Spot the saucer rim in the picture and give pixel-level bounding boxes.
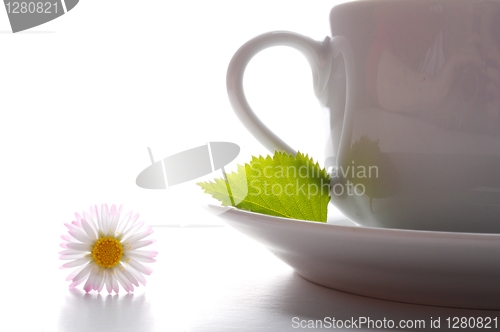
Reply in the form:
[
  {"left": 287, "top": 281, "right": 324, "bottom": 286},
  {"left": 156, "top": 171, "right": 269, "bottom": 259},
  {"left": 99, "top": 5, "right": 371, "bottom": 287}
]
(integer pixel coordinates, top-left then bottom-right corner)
[{"left": 208, "top": 204, "right": 500, "bottom": 240}]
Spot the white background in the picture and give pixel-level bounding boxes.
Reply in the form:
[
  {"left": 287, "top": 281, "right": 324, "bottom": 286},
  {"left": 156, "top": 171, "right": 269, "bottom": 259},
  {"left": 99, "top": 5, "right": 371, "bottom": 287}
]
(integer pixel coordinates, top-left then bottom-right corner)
[
  {"left": 0, "top": 0, "right": 338, "bottom": 227},
  {"left": 3, "top": 1, "right": 498, "bottom": 331}
]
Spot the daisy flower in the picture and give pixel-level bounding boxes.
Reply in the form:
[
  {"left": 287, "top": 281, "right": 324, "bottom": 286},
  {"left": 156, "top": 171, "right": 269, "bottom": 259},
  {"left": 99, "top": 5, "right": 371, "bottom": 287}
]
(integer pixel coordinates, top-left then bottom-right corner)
[{"left": 59, "top": 204, "right": 157, "bottom": 293}]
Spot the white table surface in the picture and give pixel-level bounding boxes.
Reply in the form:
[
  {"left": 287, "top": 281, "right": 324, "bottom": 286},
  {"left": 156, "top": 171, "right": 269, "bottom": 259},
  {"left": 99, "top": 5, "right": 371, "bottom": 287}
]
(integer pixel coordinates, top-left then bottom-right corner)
[{"left": 6, "top": 210, "right": 497, "bottom": 332}]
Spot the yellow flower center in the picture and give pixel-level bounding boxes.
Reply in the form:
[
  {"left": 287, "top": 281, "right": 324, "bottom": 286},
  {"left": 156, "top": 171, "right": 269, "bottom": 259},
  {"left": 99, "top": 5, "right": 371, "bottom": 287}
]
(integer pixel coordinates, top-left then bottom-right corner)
[{"left": 91, "top": 237, "right": 123, "bottom": 268}]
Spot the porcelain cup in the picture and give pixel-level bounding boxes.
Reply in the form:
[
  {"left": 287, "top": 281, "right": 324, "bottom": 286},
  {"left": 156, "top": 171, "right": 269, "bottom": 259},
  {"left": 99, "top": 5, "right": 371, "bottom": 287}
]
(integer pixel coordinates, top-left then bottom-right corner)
[{"left": 227, "top": 0, "right": 500, "bottom": 233}]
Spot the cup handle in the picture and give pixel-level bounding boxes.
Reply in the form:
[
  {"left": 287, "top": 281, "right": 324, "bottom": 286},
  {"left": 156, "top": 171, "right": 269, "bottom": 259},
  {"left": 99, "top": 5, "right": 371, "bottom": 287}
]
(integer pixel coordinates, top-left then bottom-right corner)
[{"left": 227, "top": 31, "right": 356, "bottom": 166}]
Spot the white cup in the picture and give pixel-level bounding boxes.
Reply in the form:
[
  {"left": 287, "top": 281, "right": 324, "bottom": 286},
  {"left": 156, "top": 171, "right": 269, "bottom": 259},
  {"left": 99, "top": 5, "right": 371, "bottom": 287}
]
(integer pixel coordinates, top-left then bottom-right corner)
[{"left": 227, "top": 0, "right": 500, "bottom": 233}]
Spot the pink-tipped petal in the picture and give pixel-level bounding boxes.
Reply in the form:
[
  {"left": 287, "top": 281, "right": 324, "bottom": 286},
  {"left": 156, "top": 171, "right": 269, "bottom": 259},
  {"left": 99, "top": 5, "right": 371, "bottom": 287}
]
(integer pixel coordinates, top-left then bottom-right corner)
[
  {"left": 111, "top": 273, "right": 119, "bottom": 293},
  {"left": 68, "top": 230, "right": 92, "bottom": 245},
  {"left": 81, "top": 212, "right": 98, "bottom": 238},
  {"left": 75, "top": 212, "right": 83, "bottom": 223},
  {"left": 122, "top": 228, "right": 153, "bottom": 245},
  {"left": 65, "top": 223, "right": 78, "bottom": 232},
  {"left": 104, "top": 271, "right": 113, "bottom": 293},
  {"left": 128, "top": 266, "right": 147, "bottom": 286},
  {"left": 71, "top": 263, "right": 94, "bottom": 283},
  {"left": 125, "top": 251, "right": 157, "bottom": 263},
  {"left": 114, "top": 277, "right": 128, "bottom": 293},
  {"left": 126, "top": 239, "right": 154, "bottom": 251},
  {"left": 65, "top": 264, "right": 87, "bottom": 281},
  {"left": 127, "top": 257, "right": 153, "bottom": 275},
  {"left": 70, "top": 268, "right": 92, "bottom": 288},
  {"left": 120, "top": 221, "right": 145, "bottom": 241},
  {"left": 119, "top": 266, "right": 139, "bottom": 287},
  {"left": 59, "top": 249, "right": 83, "bottom": 255},
  {"left": 60, "top": 254, "right": 87, "bottom": 260},
  {"left": 108, "top": 205, "right": 119, "bottom": 236},
  {"left": 70, "top": 278, "right": 86, "bottom": 288},
  {"left": 66, "top": 242, "right": 91, "bottom": 251},
  {"left": 93, "top": 270, "right": 105, "bottom": 292},
  {"left": 83, "top": 268, "right": 98, "bottom": 292},
  {"left": 114, "top": 269, "right": 133, "bottom": 292},
  {"left": 141, "top": 250, "right": 158, "bottom": 257},
  {"left": 60, "top": 234, "right": 72, "bottom": 242},
  {"left": 136, "top": 256, "right": 155, "bottom": 263},
  {"left": 91, "top": 205, "right": 102, "bottom": 231},
  {"left": 81, "top": 216, "right": 97, "bottom": 241},
  {"left": 63, "top": 257, "right": 90, "bottom": 268},
  {"left": 101, "top": 204, "right": 110, "bottom": 233},
  {"left": 116, "top": 210, "right": 132, "bottom": 236},
  {"left": 121, "top": 213, "right": 140, "bottom": 235},
  {"left": 64, "top": 223, "right": 76, "bottom": 231}
]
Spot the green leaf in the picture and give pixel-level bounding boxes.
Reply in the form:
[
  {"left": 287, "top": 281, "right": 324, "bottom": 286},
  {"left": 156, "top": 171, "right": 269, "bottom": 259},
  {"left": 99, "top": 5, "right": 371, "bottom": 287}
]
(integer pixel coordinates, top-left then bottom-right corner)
[{"left": 197, "top": 151, "right": 330, "bottom": 222}]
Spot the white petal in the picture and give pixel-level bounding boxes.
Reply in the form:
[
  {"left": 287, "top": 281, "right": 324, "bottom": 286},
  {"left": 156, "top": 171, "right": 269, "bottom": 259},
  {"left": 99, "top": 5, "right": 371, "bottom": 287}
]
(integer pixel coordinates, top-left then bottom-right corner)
[
  {"left": 83, "top": 267, "right": 98, "bottom": 292},
  {"left": 63, "top": 257, "right": 91, "bottom": 268},
  {"left": 111, "top": 272, "right": 119, "bottom": 293},
  {"left": 114, "top": 206, "right": 123, "bottom": 226},
  {"left": 65, "top": 264, "right": 87, "bottom": 281},
  {"left": 125, "top": 251, "right": 157, "bottom": 263},
  {"left": 122, "top": 228, "right": 152, "bottom": 245},
  {"left": 120, "top": 221, "right": 144, "bottom": 240},
  {"left": 101, "top": 204, "right": 110, "bottom": 233},
  {"left": 71, "top": 263, "right": 94, "bottom": 283},
  {"left": 59, "top": 249, "right": 85, "bottom": 255},
  {"left": 70, "top": 278, "right": 86, "bottom": 289},
  {"left": 65, "top": 242, "right": 91, "bottom": 251},
  {"left": 105, "top": 270, "right": 113, "bottom": 293},
  {"left": 128, "top": 266, "right": 147, "bottom": 286},
  {"left": 80, "top": 219, "right": 97, "bottom": 242},
  {"left": 60, "top": 254, "right": 87, "bottom": 260},
  {"left": 68, "top": 230, "right": 92, "bottom": 245},
  {"left": 132, "top": 256, "right": 155, "bottom": 263},
  {"left": 114, "top": 276, "right": 129, "bottom": 292},
  {"left": 64, "top": 223, "right": 85, "bottom": 234},
  {"left": 116, "top": 210, "right": 132, "bottom": 236},
  {"left": 64, "top": 222, "right": 79, "bottom": 232},
  {"left": 60, "top": 234, "right": 72, "bottom": 242},
  {"left": 82, "top": 211, "right": 98, "bottom": 234},
  {"left": 125, "top": 239, "right": 155, "bottom": 251},
  {"left": 121, "top": 213, "right": 140, "bottom": 236},
  {"left": 127, "top": 257, "right": 153, "bottom": 275},
  {"left": 114, "top": 268, "right": 133, "bottom": 292},
  {"left": 91, "top": 205, "right": 102, "bottom": 231},
  {"left": 108, "top": 204, "right": 119, "bottom": 236},
  {"left": 94, "top": 269, "right": 105, "bottom": 292},
  {"left": 119, "top": 266, "right": 139, "bottom": 287},
  {"left": 127, "top": 250, "right": 158, "bottom": 258}
]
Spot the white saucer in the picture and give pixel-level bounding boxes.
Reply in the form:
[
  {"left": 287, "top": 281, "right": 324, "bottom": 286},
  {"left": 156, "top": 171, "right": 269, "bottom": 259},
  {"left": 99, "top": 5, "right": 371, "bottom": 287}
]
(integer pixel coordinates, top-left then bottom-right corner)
[{"left": 208, "top": 205, "right": 500, "bottom": 310}]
